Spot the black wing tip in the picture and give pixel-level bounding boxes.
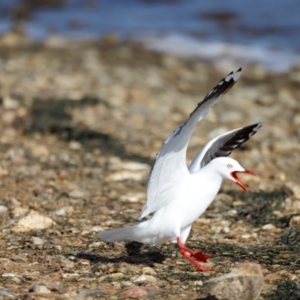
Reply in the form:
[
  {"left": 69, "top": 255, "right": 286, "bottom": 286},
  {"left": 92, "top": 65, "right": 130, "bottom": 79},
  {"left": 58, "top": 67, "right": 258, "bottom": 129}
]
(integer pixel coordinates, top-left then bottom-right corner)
[
  {"left": 190, "top": 68, "right": 243, "bottom": 117},
  {"left": 224, "top": 68, "right": 242, "bottom": 83},
  {"left": 246, "top": 121, "right": 264, "bottom": 131}
]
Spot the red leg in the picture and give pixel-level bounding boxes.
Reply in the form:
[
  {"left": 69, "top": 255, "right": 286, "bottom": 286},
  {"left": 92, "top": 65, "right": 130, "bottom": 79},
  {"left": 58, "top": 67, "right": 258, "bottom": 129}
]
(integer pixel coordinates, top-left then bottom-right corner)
[
  {"left": 180, "top": 249, "right": 213, "bottom": 271},
  {"left": 177, "top": 237, "right": 212, "bottom": 263}
]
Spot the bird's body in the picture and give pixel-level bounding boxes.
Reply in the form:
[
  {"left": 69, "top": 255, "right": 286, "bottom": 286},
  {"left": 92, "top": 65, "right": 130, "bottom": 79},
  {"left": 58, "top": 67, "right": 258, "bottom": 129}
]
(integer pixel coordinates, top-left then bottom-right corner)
[
  {"left": 99, "top": 165, "right": 222, "bottom": 245},
  {"left": 98, "top": 68, "right": 262, "bottom": 271}
]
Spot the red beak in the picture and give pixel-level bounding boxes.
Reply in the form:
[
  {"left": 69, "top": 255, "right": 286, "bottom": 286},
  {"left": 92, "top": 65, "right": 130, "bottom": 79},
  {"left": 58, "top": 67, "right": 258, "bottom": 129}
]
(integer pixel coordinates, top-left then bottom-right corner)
[{"left": 230, "top": 170, "right": 256, "bottom": 192}]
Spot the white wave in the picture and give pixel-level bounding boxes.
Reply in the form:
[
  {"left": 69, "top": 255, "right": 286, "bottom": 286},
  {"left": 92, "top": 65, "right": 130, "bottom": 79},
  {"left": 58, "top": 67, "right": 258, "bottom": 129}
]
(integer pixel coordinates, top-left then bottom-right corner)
[{"left": 141, "top": 34, "right": 300, "bottom": 72}]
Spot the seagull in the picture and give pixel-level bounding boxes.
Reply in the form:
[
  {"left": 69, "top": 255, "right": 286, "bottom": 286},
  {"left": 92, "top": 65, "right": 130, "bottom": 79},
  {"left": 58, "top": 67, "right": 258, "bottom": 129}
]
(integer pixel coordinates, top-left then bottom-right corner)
[{"left": 98, "top": 68, "right": 262, "bottom": 271}]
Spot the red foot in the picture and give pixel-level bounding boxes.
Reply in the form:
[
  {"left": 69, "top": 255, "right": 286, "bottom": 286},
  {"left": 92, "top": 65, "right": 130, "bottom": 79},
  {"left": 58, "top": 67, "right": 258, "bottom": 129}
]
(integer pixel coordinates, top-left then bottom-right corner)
[
  {"left": 180, "top": 249, "right": 213, "bottom": 271},
  {"left": 177, "top": 237, "right": 213, "bottom": 271},
  {"left": 193, "top": 250, "right": 212, "bottom": 263}
]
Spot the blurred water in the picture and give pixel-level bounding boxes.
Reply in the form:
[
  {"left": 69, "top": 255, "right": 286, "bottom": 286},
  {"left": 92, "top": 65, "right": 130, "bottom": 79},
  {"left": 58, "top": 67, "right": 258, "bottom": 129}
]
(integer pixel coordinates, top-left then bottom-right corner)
[{"left": 1, "top": 0, "right": 300, "bottom": 71}]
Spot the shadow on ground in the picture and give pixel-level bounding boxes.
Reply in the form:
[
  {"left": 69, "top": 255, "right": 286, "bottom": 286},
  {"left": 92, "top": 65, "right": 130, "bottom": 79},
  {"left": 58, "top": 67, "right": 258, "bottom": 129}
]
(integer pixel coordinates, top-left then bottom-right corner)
[
  {"left": 25, "top": 97, "right": 152, "bottom": 164},
  {"left": 75, "top": 242, "right": 166, "bottom": 268}
]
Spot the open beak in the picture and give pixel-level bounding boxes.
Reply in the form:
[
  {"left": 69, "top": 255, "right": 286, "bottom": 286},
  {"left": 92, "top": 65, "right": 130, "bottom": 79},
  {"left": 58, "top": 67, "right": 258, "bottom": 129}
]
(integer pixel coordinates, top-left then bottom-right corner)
[{"left": 230, "top": 170, "right": 256, "bottom": 192}]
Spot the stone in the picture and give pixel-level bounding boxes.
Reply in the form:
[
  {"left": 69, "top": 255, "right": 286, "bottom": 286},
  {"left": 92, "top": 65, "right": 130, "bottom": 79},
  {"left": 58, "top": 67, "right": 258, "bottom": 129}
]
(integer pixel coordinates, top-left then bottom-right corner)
[
  {"left": 120, "top": 286, "right": 161, "bottom": 299},
  {"left": 31, "top": 285, "right": 51, "bottom": 294},
  {"left": 142, "top": 267, "right": 157, "bottom": 276},
  {"left": 69, "top": 141, "right": 82, "bottom": 150},
  {"left": 132, "top": 274, "right": 157, "bottom": 283},
  {"left": 68, "top": 190, "right": 87, "bottom": 199},
  {"left": 11, "top": 211, "right": 55, "bottom": 232},
  {"left": 30, "top": 236, "right": 45, "bottom": 246},
  {"left": 261, "top": 224, "right": 276, "bottom": 231},
  {"left": 0, "top": 205, "right": 8, "bottom": 214},
  {"left": 105, "top": 171, "right": 145, "bottom": 182},
  {"left": 200, "top": 262, "right": 264, "bottom": 300},
  {"left": 30, "top": 145, "right": 49, "bottom": 158}
]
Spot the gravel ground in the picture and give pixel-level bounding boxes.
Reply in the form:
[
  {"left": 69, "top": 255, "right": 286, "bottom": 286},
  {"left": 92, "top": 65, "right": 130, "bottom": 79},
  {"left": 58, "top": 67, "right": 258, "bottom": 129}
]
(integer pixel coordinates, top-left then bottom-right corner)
[{"left": 0, "top": 32, "right": 299, "bottom": 299}]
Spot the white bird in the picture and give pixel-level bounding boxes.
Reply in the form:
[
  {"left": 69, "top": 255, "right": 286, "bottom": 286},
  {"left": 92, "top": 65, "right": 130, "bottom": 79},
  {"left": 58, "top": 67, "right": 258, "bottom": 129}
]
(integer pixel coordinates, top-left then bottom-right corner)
[{"left": 98, "top": 68, "right": 262, "bottom": 271}]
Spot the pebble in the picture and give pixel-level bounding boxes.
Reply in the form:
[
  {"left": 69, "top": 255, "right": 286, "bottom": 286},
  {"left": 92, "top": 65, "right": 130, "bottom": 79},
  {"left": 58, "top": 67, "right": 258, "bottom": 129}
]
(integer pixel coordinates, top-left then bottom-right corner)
[
  {"left": 55, "top": 206, "right": 74, "bottom": 216},
  {"left": 31, "top": 285, "right": 51, "bottom": 294},
  {"left": 105, "top": 170, "right": 145, "bottom": 182},
  {"left": 59, "top": 256, "right": 74, "bottom": 269},
  {"left": 0, "top": 168, "right": 8, "bottom": 177},
  {"left": 120, "top": 286, "right": 161, "bottom": 299},
  {"left": 69, "top": 141, "right": 82, "bottom": 150},
  {"left": 120, "top": 193, "right": 145, "bottom": 203},
  {"left": 261, "top": 224, "right": 276, "bottom": 231},
  {"left": 62, "top": 273, "right": 79, "bottom": 279},
  {"left": 11, "top": 211, "right": 55, "bottom": 232},
  {"left": 107, "top": 273, "right": 125, "bottom": 280},
  {"left": 132, "top": 274, "right": 157, "bottom": 283},
  {"left": 200, "top": 262, "right": 264, "bottom": 300},
  {"left": 142, "top": 267, "right": 157, "bottom": 276},
  {"left": 30, "top": 145, "right": 50, "bottom": 158},
  {"left": 2, "top": 273, "right": 17, "bottom": 278},
  {"left": 68, "top": 190, "right": 87, "bottom": 199},
  {"left": 121, "top": 161, "right": 149, "bottom": 171},
  {"left": 11, "top": 277, "right": 22, "bottom": 284},
  {"left": 0, "top": 289, "right": 15, "bottom": 299},
  {"left": 0, "top": 205, "right": 8, "bottom": 214},
  {"left": 30, "top": 236, "right": 45, "bottom": 246}
]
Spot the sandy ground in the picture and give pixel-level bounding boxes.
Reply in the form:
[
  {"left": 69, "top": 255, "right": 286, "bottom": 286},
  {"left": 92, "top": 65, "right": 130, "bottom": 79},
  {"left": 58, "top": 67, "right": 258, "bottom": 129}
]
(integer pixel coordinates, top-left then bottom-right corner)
[{"left": 0, "top": 33, "right": 299, "bottom": 299}]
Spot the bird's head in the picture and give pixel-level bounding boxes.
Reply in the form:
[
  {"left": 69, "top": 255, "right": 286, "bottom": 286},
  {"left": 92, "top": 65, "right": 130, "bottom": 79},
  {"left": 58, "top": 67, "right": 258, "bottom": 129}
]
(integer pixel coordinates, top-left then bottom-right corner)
[{"left": 209, "top": 157, "right": 256, "bottom": 192}]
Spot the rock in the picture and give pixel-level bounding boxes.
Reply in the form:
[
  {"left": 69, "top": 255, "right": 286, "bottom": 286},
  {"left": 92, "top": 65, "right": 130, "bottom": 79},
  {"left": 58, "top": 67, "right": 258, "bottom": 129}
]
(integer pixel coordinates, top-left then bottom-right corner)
[
  {"left": 3, "top": 96, "right": 20, "bottom": 109},
  {"left": 11, "top": 254, "right": 28, "bottom": 262},
  {"left": 105, "top": 170, "right": 145, "bottom": 182},
  {"left": 0, "top": 205, "right": 8, "bottom": 214},
  {"left": 142, "top": 267, "right": 157, "bottom": 276},
  {"left": 58, "top": 256, "right": 74, "bottom": 269},
  {"left": 261, "top": 224, "right": 276, "bottom": 231},
  {"left": 121, "top": 161, "right": 149, "bottom": 171},
  {"left": 11, "top": 277, "right": 22, "bottom": 284},
  {"left": 120, "top": 193, "right": 145, "bottom": 203},
  {"left": 120, "top": 287, "right": 148, "bottom": 299},
  {"left": 2, "top": 273, "right": 17, "bottom": 278},
  {"left": 55, "top": 208, "right": 67, "bottom": 216},
  {"left": 200, "top": 262, "right": 264, "bottom": 300},
  {"left": 55, "top": 206, "right": 74, "bottom": 216},
  {"left": 62, "top": 273, "right": 79, "bottom": 279},
  {"left": 68, "top": 190, "right": 87, "bottom": 199},
  {"left": 69, "top": 141, "right": 82, "bottom": 150},
  {"left": 0, "top": 168, "right": 8, "bottom": 177},
  {"left": 30, "top": 145, "right": 50, "bottom": 158},
  {"left": 12, "top": 207, "right": 29, "bottom": 217},
  {"left": 105, "top": 158, "right": 148, "bottom": 181},
  {"left": 11, "top": 211, "right": 55, "bottom": 232},
  {"left": 1, "top": 273, "right": 22, "bottom": 284},
  {"left": 120, "top": 286, "right": 161, "bottom": 299},
  {"left": 30, "top": 285, "right": 51, "bottom": 294},
  {"left": 30, "top": 236, "right": 45, "bottom": 246},
  {"left": 0, "top": 288, "right": 16, "bottom": 299},
  {"left": 132, "top": 274, "right": 157, "bottom": 283},
  {"left": 107, "top": 272, "right": 124, "bottom": 280}
]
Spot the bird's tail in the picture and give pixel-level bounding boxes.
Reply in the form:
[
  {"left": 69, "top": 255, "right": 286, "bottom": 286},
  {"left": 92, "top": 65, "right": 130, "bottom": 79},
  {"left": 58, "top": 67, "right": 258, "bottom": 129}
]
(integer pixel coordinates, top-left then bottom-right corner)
[{"left": 97, "top": 226, "right": 136, "bottom": 242}]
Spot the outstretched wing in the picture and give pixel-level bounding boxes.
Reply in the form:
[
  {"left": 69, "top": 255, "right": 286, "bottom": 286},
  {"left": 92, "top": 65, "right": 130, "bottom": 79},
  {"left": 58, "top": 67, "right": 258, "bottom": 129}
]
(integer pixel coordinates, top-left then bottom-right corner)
[
  {"left": 139, "top": 68, "right": 242, "bottom": 219},
  {"left": 189, "top": 122, "right": 263, "bottom": 173}
]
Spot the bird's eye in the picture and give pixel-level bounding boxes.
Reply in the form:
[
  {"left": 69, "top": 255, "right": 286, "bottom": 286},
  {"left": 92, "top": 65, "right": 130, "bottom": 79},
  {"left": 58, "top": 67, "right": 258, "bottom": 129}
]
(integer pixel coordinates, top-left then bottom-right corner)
[{"left": 227, "top": 164, "right": 233, "bottom": 168}]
